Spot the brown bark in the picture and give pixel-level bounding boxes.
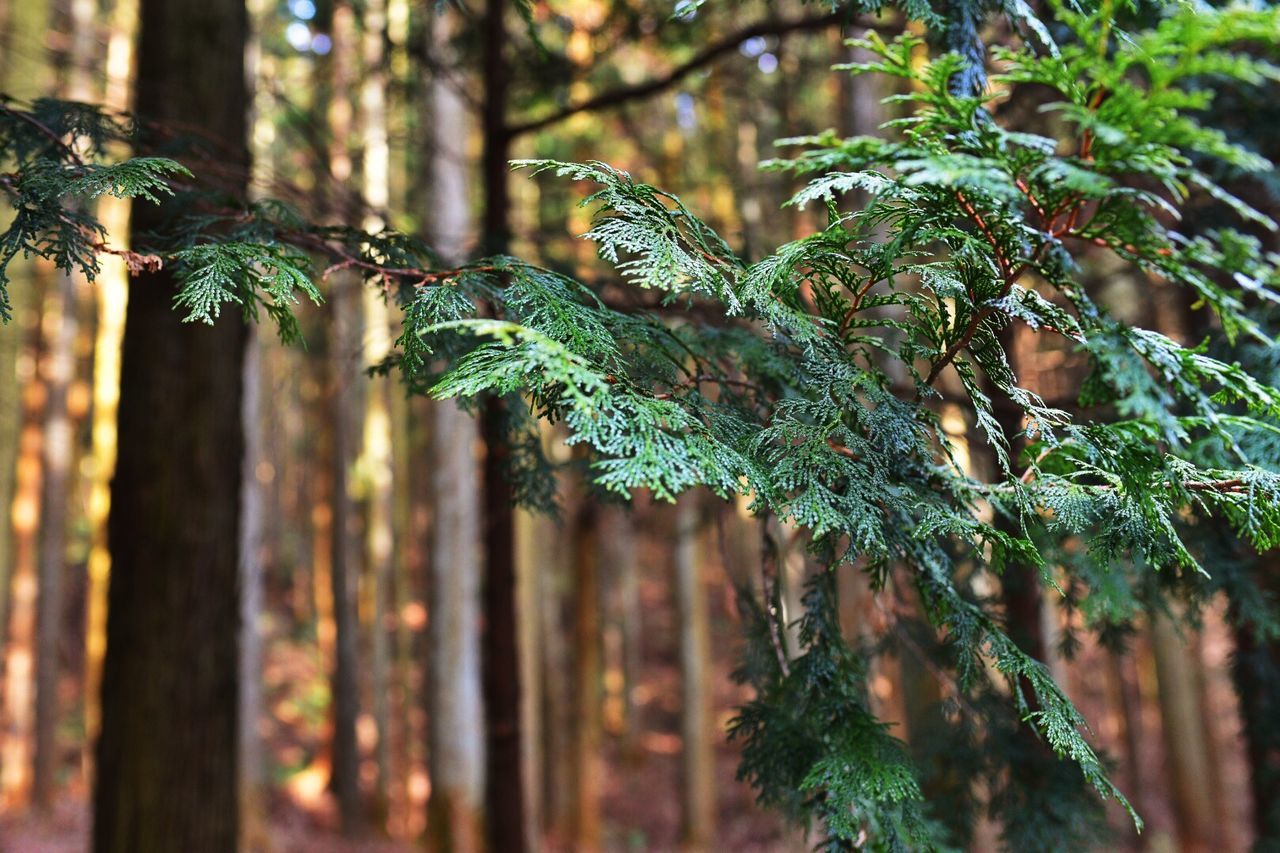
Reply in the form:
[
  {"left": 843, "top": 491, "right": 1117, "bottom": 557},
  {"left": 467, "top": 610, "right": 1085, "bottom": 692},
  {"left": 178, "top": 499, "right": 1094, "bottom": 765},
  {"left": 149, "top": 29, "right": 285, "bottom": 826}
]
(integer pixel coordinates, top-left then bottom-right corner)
[
  {"left": 32, "top": 269, "right": 75, "bottom": 812},
  {"left": 0, "top": 262, "right": 48, "bottom": 807},
  {"left": 82, "top": 0, "right": 136, "bottom": 786},
  {"left": 1151, "top": 611, "right": 1219, "bottom": 851},
  {"left": 571, "top": 503, "right": 602, "bottom": 852},
  {"left": 479, "top": 1, "right": 526, "bottom": 849},
  {"left": 92, "top": 0, "right": 248, "bottom": 846},
  {"left": 323, "top": 2, "right": 365, "bottom": 832},
  {"left": 675, "top": 496, "right": 716, "bottom": 849}
]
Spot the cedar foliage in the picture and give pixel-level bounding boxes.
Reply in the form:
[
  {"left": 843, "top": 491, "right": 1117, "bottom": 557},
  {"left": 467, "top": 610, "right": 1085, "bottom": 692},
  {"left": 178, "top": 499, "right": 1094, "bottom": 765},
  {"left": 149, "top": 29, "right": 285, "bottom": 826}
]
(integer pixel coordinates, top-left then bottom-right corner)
[{"left": 3, "top": 0, "right": 1280, "bottom": 848}]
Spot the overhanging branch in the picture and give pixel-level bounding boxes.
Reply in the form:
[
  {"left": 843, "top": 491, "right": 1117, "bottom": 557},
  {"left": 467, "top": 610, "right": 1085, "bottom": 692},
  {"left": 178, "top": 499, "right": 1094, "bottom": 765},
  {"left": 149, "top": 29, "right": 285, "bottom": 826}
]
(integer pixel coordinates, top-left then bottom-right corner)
[{"left": 504, "top": 9, "right": 896, "bottom": 139}]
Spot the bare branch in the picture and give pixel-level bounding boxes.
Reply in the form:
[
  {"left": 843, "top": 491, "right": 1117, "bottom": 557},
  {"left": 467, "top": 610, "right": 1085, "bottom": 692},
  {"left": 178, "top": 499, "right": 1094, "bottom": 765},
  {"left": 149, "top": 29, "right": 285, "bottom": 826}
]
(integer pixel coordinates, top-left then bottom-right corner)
[{"left": 505, "top": 10, "right": 897, "bottom": 139}]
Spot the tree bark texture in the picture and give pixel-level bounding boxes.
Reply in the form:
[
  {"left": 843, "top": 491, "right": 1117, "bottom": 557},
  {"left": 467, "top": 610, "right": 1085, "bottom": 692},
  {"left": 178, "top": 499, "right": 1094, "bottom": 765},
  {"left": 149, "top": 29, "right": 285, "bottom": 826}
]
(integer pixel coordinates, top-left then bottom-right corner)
[{"left": 94, "top": 0, "right": 248, "bottom": 846}]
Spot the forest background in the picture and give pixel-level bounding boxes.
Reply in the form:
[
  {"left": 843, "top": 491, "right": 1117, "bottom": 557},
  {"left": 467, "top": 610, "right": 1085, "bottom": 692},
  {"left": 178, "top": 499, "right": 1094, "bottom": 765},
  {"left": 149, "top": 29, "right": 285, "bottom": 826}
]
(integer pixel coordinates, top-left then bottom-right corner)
[{"left": 0, "top": 0, "right": 1277, "bottom": 851}]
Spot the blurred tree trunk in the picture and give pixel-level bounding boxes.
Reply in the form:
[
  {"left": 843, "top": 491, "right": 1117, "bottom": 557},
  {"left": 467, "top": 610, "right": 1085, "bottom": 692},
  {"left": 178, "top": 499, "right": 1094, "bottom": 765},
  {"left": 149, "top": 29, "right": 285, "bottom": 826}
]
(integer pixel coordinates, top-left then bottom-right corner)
[
  {"left": 599, "top": 503, "right": 642, "bottom": 760},
  {"left": 425, "top": 7, "right": 485, "bottom": 848},
  {"left": 1231, "top": 551, "right": 1280, "bottom": 845},
  {"left": 32, "top": 0, "right": 95, "bottom": 809},
  {"left": 478, "top": 1, "right": 526, "bottom": 848},
  {"left": 325, "top": 2, "right": 365, "bottom": 832},
  {"left": 0, "top": 263, "right": 47, "bottom": 808},
  {"left": 1151, "top": 610, "right": 1219, "bottom": 851},
  {"left": 392, "top": 390, "right": 429, "bottom": 836},
  {"left": 0, "top": 246, "right": 19, "bottom": 755},
  {"left": 1105, "top": 646, "right": 1148, "bottom": 824},
  {"left": 32, "top": 256, "right": 75, "bottom": 814},
  {"left": 571, "top": 502, "right": 602, "bottom": 852},
  {"left": 82, "top": 0, "right": 136, "bottom": 788},
  {"left": 238, "top": 329, "right": 269, "bottom": 852},
  {"left": 515, "top": 506, "right": 545, "bottom": 848},
  {"left": 358, "top": 0, "right": 394, "bottom": 826},
  {"left": 94, "top": 0, "right": 248, "bottom": 846},
  {"left": 540, "top": 501, "right": 574, "bottom": 840},
  {"left": 675, "top": 496, "right": 715, "bottom": 849}
]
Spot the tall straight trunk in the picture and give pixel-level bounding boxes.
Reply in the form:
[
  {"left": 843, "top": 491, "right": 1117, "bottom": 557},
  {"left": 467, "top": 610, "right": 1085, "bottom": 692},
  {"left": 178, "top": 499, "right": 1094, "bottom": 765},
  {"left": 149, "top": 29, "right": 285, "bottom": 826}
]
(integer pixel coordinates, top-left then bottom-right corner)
[
  {"left": 540, "top": 499, "right": 574, "bottom": 840},
  {"left": 392, "top": 389, "right": 429, "bottom": 837},
  {"left": 427, "top": 402, "right": 486, "bottom": 853},
  {"left": 426, "top": 7, "right": 485, "bottom": 848},
  {"left": 571, "top": 503, "right": 602, "bottom": 852},
  {"left": 324, "top": 2, "right": 364, "bottom": 832},
  {"left": 33, "top": 0, "right": 95, "bottom": 810},
  {"left": 32, "top": 269, "right": 75, "bottom": 812},
  {"left": 327, "top": 273, "right": 365, "bottom": 832},
  {"left": 94, "top": 0, "right": 248, "bottom": 847},
  {"left": 478, "top": 2, "right": 526, "bottom": 848},
  {"left": 599, "top": 504, "right": 640, "bottom": 757},
  {"left": 238, "top": 329, "right": 268, "bottom": 852},
  {"left": 237, "top": 1, "right": 273, "bottom": 846},
  {"left": 0, "top": 246, "right": 19, "bottom": 720},
  {"left": 675, "top": 496, "right": 715, "bottom": 849},
  {"left": 1151, "top": 610, "right": 1219, "bottom": 850},
  {"left": 82, "top": 0, "right": 137, "bottom": 786},
  {"left": 515, "top": 506, "right": 545, "bottom": 848},
  {"left": 359, "top": 0, "right": 394, "bottom": 823},
  {"left": 1231, "top": 552, "right": 1280, "bottom": 844},
  {"left": 0, "top": 263, "right": 48, "bottom": 807}
]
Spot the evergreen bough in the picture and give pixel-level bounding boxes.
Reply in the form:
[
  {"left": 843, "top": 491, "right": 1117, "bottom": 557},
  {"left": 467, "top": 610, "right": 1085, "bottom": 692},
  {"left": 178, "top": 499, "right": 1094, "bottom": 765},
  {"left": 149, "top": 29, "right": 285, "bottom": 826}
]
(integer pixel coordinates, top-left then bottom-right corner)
[{"left": 3, "top": 1, "right": 1280, "bottom": 848}]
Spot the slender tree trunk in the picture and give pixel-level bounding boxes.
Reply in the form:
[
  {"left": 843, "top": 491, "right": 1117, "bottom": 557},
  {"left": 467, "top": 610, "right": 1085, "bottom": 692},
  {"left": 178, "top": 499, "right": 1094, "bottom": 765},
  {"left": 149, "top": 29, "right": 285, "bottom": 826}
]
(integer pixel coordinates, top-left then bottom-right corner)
[
  {"left": 515, "top": 506, "right": 545, "bottom": 849},
  {"left": 94, "top": 0, "right": 248, "bottom": 846},
  {"left": 426, "top": 8, "right": 485, "bottom": 847},
  {"left": 32, "top": 0, "right": 94, "bottom": 808},
  {"left": 359, "top": 0, "right": 395, "bottom": 825},
  {"left": 0, "top": 262, "right": 48, "bottom": 808},
  {"left": 1151, "top": 610, "right": 1219, "bottom": 851},
  {"left": 571, "top": 503, "right": 602, "bottom": 852},
  {"left": 675, "top": 496, "right": 715, "bottom": 849},
  {"left": 0, "top": 247, "right": 19, "bottom": 738},
  {"left": 427, "top": 400, "right": 486, "bottom": 853},
  {"left": 238, "top": 329, "right": 269, "bottom": 852},
  {"left": 599, "top": 504, "right": 640, "bottom": 757},
  {"left": 540, "top": 498, "right": 574, "bottom": 841},
  {"left": 327, "top": 271, "right": 365, "bottom": 833},
  {"left": 478, "top": 2, "right": 526, "bottom": 848},
  {"left": 82, "top": 0, "right": 136, "bottom": 786},
  {"left": 32, "top": 267, "right": 75, "bottom": 813},
  {"left": 1230, "top": 554, "right": 1280, "bottom": 845},
  {"left": 324, "top": 2, "right": 365, "bottom": 832}
]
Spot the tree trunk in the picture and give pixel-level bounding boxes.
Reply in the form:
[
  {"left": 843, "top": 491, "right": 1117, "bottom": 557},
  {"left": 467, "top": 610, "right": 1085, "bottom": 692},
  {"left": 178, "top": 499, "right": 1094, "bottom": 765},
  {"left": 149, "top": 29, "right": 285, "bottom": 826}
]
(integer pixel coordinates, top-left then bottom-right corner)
[
  {"left": 675, "top": 496, "right": 716, "bottom": 849},
  {"left": 359, "top": 0, "right": 394, "bottom": 825},
  {"left": 324, "top": 2, "right": 365, "bottom": 832},
  {"left": 478, "top": 1, "right": 526, "bottom": 848},
  {"left": 599, "top": 504, "right": 641, "bottom": 759},
  {"left": 32, "top": 268, "right": 75, "bottom": 813},
  {"left": 93, "top": 0, "right": 248, "bottom": 846},
  {"left": 0, "top": 262, "right": 48, "bottom": 808},
  {"left": 238, "top": 329, "right": 269, "bottom": 852},
  {"left": 327, "top": 271, "right": 365, "bottom": 833},
  {"left": 82, "top": 0, "right": 137, "bottom": 786},
  {"left": 1231, "top": 555, "right": 1280, "bottom": 845},
  {"left": 32, "top": 0, "right": 95, "bottom": 809},
  {"left": 1151, "top": 610, "right": 1219, "bottom": 851},
  {"left": 426, "top": 8, "right": 485, "bottom": 847},
  {"left": 515, "top": 506, "right": 545, "bottom": 849},
  {"left": 571, "top": 503, "right": 602, "bottom": 852}
]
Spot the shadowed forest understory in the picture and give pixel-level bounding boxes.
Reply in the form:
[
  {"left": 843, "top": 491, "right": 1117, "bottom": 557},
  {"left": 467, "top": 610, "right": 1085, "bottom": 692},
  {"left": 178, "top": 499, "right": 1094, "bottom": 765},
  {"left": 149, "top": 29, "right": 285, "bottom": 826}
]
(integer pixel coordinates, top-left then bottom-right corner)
[{"left": 0, "top": 0, "right": 1279, "bottom": 851}]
